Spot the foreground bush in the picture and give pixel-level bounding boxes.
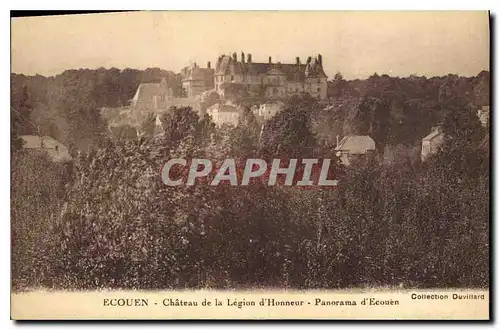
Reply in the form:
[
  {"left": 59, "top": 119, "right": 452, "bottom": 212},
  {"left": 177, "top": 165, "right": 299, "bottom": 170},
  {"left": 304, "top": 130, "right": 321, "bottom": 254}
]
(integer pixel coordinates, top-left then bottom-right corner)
[{"left": 10, "top": 134, "right": 486, "bottom": 291}]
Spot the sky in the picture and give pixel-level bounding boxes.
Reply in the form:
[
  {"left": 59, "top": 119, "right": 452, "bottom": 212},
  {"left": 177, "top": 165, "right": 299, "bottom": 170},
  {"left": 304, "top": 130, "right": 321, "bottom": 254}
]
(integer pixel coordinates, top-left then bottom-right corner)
[{"left": 11, "top": 11, "right": 490, "bottom": 80}]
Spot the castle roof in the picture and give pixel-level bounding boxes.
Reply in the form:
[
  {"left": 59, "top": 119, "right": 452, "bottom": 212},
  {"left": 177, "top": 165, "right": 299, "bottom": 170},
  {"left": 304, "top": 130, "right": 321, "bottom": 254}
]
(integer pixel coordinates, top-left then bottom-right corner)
[
  {"left": 335, "top": 135, "right": 376, "bottom": 154},
  {"left": 215, "top": 55, "right": 327, "bottom": 81},
  {"left": 181, "top": 65, "right": 214, "bottom": 82},
  {"left": 266, "top": 68, "right": 285, "bottom": 76},
  {"left": 422, "top": 127, "right": 443, "bottom": 142},
  {"left": 132, "top": 83, "right": 169, "bottom": 104}
]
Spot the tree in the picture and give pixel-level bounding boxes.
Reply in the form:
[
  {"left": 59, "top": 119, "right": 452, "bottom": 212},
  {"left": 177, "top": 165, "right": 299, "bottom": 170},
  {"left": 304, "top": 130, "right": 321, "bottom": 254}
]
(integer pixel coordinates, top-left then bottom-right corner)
[
  {"left": 328, "top": 72, "right": 346, "bottom": 98},
  {"left": 472, "top": 70, "right": 490, "bottom": 107},
  {"left": 200, "top": 92, "right": 220, "bottom": 114},
  {"left": 260, "top": 96, "right": 318, "bottom": 159},
  {"left": 160, "top": 107, "right": 215, "bottom": 148},
  {"left": 345, "top": 96, "right": 390, "bottom": 153},
  {"left": 195, "top": 113, "right": 217, "bottom": 148},
  {"left": 440, "top": 97, "right": 484, "bottom": 150},
  {"left": 139, "top": 111, "right": 157, "bottom": 137},
  {"left": 160, "top": 107, "right": 199, "bottom": 146},
  {"left": 11, "top": 85, "right": 32, "bottom": 153},
  {"left": 220, "top": 82, "right": 249, "bottom": 101}
]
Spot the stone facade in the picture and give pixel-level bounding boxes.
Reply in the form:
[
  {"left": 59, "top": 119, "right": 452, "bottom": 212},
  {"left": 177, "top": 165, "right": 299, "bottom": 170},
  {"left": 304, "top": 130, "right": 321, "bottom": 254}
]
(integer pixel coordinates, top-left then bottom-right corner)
[
  {"left": 253, "top": 101, "right": 284, "bottom": 122},
  {"left": 181, "top": 62, "right": 215, "bottom": 98},
  {"left": 206, "top": 103, "right": 240, "bottom": 127},
  {"left": 421, "top": 126, "right": 445, "bottom": 162},
  {"left": 477, "top": 105, "right": 489, "bottom": 128}
]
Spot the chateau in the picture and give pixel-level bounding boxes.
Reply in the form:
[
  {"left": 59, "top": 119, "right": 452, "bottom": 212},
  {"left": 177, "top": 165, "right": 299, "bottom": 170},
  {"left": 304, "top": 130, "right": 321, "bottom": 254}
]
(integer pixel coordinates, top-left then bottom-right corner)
[
  {"left": 214, "top": 52, "right": 328, "bottom": 100},
  {"left": 129, "top": 52, "right": 329, "bottom": 123},
  {"left": 180, "top": 52, "right": 329, "bottom": 101}
]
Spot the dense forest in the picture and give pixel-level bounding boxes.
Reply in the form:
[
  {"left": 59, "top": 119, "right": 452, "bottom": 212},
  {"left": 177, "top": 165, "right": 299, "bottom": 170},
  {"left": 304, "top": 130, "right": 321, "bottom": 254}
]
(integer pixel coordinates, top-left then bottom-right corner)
[
  {"left": 11, "top": 68, "right": 490, "bottom": 291},
  {"left": 11, "top": 68, "right": 181, "bottom": 152}
]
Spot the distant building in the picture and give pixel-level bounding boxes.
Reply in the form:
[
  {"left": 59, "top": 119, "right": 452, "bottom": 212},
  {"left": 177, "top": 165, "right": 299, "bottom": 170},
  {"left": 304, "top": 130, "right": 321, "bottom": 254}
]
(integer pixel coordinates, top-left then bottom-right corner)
[
  {"left": 131, "top": 78, "right": 202, "bottom": 115},
  {"left": 131, "top": 78, "right": 173, "bottom": 111},
  {"left": 214, "top": 52, "right": 328, "bottom": 101},
  {"left": 334, "top": 135, "right": 376, "bottom": 166},
  {"left": 382, "top": 144, "right": 421, "bottom": 166},
  {"left": 181, "top": 62, "right": 215, "bottom": 98},
  {"left": 253, "top": 102, "right": 284, "bottom": 121},
  {"left": 206, "top": 103, "right": 240, "bottom": 127},
  {"left": 477, "top": 105, "right": 490, "bottom": 128},
  {"left": 421, "top": 126, "right": 445, "bottom": 162},
  {"left": 20, "top": 135, "right": 72, "bottom": 162}
]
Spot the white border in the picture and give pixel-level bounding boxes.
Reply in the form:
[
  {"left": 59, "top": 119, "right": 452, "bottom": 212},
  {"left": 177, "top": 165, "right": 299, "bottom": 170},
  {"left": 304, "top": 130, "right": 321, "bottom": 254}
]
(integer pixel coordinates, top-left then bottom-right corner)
[{"left": 3, "top": 1, "right": 498, "bottom": 329}]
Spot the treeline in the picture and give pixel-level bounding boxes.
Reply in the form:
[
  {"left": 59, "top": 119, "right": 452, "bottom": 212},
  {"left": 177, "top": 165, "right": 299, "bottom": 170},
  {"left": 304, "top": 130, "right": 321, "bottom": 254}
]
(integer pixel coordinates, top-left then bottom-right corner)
[
  {"left": 11, "top": 93, "right": 489, "bottom": 291},
  {"left": 316, "top": 71, "right": 489, "bottom": 151},
  {"left": 11, "top": 69, "right": 490, "bottom": 154},
  {"left": 11, "top": 68, "right": 182, "bottom": 151},
  {"left": 327, "top": 71, "right": 489, "bottom": 107}
]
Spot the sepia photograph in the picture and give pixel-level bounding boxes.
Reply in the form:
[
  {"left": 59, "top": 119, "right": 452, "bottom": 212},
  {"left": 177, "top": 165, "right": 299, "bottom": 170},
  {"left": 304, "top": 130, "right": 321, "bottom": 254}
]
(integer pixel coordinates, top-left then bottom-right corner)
[{"left": 10, "top": 10, "right": 490, "bottom": 320}]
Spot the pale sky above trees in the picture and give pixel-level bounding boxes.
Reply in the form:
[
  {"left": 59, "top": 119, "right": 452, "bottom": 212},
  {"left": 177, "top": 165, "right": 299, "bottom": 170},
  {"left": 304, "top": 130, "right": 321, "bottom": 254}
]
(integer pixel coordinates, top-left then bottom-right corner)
[{"left": 11, "top": 11, "right": 489, "bottom": 79}]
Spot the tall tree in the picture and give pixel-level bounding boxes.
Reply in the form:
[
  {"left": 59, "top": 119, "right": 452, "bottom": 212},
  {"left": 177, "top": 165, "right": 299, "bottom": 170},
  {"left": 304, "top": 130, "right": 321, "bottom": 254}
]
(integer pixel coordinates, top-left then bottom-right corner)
[
  {"left": 260, "top": 96, "right": 318, "bottom": 159},
  {"left": 11, "top": 85, "right": 32, "bottom": 153}
]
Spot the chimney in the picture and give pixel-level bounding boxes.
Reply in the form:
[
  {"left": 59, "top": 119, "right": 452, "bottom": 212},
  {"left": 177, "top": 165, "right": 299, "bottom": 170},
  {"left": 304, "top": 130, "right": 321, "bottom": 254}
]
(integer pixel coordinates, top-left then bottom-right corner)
[
  {"left": 247, "top": 53, "right": 252, "bottom": 63},
  {"left": 318, "top": 54, "right": 323, "bottom": 66},
  {"left": 296, "top": 57, "right": 300, "bottom": 65},
  {"left": 241, "top": 52, "right": 245, "bottom": 63},
  {"left": 207, "top": 61, "right": 211, "bottom": 69},
  {"left": 269, "top": 56, "right": 272, "bottom": 64},
  {"left": 232, "top": 52, "right": 237, "bottom": 61},
  {"left": 306, "top": 56, "right": 312, "bottom": 64}
]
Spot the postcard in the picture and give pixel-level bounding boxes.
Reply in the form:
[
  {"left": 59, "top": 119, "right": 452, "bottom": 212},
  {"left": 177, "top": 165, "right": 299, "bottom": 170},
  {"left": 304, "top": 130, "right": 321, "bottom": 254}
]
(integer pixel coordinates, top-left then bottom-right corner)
[{"left": 10, "top": 10, "right": 490, "bottom": 320}]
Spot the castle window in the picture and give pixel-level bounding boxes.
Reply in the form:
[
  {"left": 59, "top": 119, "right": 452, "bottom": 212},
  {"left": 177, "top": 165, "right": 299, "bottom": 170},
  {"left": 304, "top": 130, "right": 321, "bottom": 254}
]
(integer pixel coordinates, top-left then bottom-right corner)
[{"left": 231, "top": 75, "right": 234, "bottom": 81}]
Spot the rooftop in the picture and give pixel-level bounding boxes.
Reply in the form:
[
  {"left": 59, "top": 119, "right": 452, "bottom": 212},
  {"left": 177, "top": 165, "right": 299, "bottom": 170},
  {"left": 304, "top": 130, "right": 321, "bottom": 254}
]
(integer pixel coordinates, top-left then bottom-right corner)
[
  {"left": 215, "top": 55, "right": 327, "bottom": 81},
  {"left": 422, "top": 127, "right": 443, "bottom": 141},
  {"left": 19, "top": 135, "right": 72, "bottom": 162},
  {"left": 334, "top": 135, "right": 376, "bottom": 154}
]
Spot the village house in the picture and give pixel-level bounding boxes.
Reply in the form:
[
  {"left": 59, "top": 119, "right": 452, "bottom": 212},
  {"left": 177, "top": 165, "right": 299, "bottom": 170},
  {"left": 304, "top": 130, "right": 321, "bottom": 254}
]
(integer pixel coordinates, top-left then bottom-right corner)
[
  {"left": 421, "top": 126, "right": 445, "bottom": 162},
  {"left": 334, "top": 135, "right": 376, "bottom": 166},
  {"left": 477, "top": 105, "right": 490, "bottom": 128},
  {"left": 206, "top": 103, "right": 240, "bottom": 127},
  {"left": 214, "top": 52, "right": 328, "bottom": 101},
  {"left": 20, "top": 135, "right": 72, "bottom": 162}
]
